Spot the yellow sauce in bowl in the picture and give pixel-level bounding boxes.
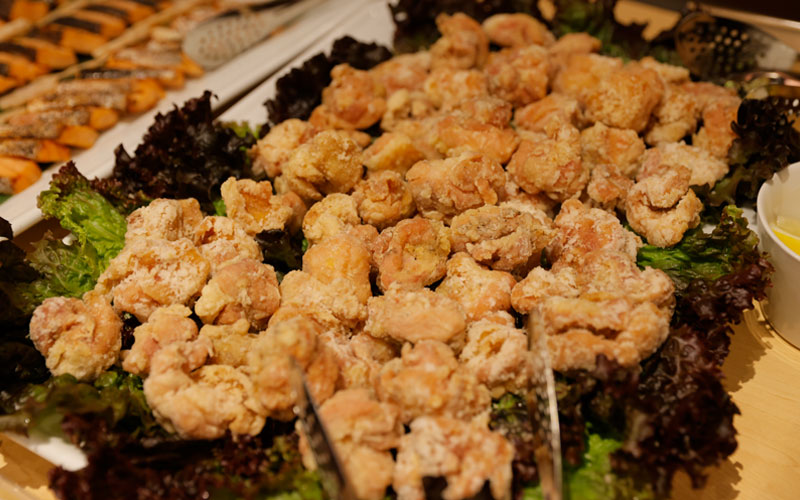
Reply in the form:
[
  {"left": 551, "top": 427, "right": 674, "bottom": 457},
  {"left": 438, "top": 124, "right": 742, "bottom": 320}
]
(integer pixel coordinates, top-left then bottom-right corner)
[{"left": 774, "top": 216, "right": 800, "bottom": 256}]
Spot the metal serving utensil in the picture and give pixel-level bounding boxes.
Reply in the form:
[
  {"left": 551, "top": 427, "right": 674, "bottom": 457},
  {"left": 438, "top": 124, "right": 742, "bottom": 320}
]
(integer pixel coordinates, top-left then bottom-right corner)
[
  {"left": 289, "top": 359, "right": 356, "bottom": 500},
  {"left": 182, "top": 0, "right": 325, "bottom": 70},
  {"left": 526, "top": 318, "right": 563, "bottom": 500},
  {"left": 674, "top": 9, "right": 800, "bottom": 82}
]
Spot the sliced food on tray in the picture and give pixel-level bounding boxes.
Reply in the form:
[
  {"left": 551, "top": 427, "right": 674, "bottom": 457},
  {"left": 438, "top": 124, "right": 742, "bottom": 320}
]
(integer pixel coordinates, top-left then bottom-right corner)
[{"left": 0, "top": 0, "right": 307, "bottom": 197}]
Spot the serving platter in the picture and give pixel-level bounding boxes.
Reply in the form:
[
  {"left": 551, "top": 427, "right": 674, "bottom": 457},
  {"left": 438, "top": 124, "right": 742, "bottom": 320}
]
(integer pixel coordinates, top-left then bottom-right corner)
[
  {"left": 2, "top": 1, "right": 800, "bottom": 499},
  {"left": 0, "top": 0, "right": 370, "bottom": 235}
]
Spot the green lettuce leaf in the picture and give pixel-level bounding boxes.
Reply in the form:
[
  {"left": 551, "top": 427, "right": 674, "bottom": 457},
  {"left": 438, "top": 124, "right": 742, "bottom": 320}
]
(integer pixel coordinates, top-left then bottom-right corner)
[
  {"left": 521, "top": 431, "right": 653, "bottom": 500},
  {"left": 636, "top": 205, "right": 760, "bottom": 294},
  {"left": 7, "top": 234, "right": 104, "bottom": 314},
  {"left": 38, "top": 163, "right": 127, "bottom": 267},
  {"left": 0, "top": 369, "right": 161, "bottom": 440}
]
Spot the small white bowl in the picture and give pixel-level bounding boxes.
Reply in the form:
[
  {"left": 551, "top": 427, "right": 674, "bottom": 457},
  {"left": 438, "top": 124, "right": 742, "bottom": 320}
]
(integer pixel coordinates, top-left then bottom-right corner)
[{"left": 756, "top": 161, "right": 800, "bottom": 348}]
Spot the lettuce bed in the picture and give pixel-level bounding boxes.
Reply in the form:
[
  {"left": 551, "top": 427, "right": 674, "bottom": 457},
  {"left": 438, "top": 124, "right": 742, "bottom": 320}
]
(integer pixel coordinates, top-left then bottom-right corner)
[{"left": 2, "top": 0, "right": 797, "bottom": 498}]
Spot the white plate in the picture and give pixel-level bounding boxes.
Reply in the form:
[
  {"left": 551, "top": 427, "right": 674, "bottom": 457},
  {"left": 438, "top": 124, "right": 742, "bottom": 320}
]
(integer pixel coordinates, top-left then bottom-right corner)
[{"left": 1, "top": 0, "right": 369, "bottom": 235}]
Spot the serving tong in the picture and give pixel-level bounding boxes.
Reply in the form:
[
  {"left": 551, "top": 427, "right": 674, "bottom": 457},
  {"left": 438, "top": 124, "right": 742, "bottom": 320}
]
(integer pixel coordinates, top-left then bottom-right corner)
[
  {"left": 290, "top": 318, "right": 565, "bottom": 500},
  {"left": 674, "top": 8, "right": 800, "bottom": 84},
  {"left": 182, "top": 0, "right": 325, "bottom": 70},
  {"left": 674, "top": 7, "right": 800, "bottom": 130}
]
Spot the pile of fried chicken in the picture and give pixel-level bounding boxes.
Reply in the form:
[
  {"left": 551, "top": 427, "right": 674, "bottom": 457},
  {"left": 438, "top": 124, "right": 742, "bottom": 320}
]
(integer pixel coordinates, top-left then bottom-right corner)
[{"left": 29, "top": 12, "right": 740, "bottom": 500}]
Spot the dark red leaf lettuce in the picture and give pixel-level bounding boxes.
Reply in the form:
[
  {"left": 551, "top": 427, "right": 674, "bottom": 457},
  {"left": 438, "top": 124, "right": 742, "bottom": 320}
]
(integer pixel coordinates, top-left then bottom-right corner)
[
  {"left": 264, "top": 36, "right": 392, "bottom": 129},
  {"left": 97, "top": 91, "right": 256, "bottom": 214}
]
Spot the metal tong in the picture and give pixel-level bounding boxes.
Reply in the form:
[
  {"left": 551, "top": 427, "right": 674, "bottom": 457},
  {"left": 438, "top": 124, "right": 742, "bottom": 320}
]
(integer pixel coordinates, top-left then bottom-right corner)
[
  {"left": 182, "top": 0, "right": 326, "bottom": 70},
  {"left": 526, "top": 317, "right": 563, "bottom": 500},
  {"left": 674, "top": 7, "right": 800, "bottom": 84},
  {"left": 291, "top": 316, "right": 565, "bottom": 500},
  {"left": 290, "top": 358, "right": 356, "bottom": 500}
]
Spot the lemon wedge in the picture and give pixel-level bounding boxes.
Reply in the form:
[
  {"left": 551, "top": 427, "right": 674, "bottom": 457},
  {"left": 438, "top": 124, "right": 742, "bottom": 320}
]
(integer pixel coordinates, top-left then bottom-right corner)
[
  {"left": 773, "top": 226, "right": 800, "bottom": 255},
  {"left": 776, "top": 215, "right": 800, "bottom": 236}
]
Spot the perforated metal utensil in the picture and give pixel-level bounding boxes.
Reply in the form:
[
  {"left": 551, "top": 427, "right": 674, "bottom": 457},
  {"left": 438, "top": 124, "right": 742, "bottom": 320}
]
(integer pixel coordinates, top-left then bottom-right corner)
[
  {"left": 675, "top": 10, "right": 799, "bottom": 82},
  {"left": 290, "top": 359, "right": 356, "bottom": 500},
  {"left": 526, "top": 318, "right": 563, "bottom": 500},
  {"left": 183, "top": 0, "right": 325, "bottom": 70}
]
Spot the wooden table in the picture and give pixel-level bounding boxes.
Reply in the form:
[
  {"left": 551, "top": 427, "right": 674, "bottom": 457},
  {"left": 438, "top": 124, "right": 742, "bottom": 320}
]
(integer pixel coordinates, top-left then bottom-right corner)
[{"left": 3, "top": 1, "right": 800, "bottom": 499}]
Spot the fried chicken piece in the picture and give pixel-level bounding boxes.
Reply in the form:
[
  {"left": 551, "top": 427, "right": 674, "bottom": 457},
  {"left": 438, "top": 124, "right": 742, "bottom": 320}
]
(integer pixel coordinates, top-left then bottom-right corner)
[
  {"left": 372, "top": 217, "right": 450, "bottom": 291},
  {"left": 406, "top": 151, "right": 506, "bottom": 221},
  {"left": 548, "top": 199, "right": 642, "bottom": 268},
  {"left": 499, "top": 176, "right": 559, "bottom": 217},
  {"left": 645, "top": 84, "right": 698, "bottom": 145},
  {"left": 449, "top": 204, "right": 553, "bottom": 275},
  {"left": 317, "top": 387, "right": 402, "bottom": 450},
  {"left": 365, "top": 285, "right": 467, "bottom": 349},
  {"left": 624, "top": 166, "right": 703, "bottom": 247},
  {"left": 394, "top": 416, "right": 513, "bottom": 500},
  {"left": 197, "top": 319, "right": 257, "bottom": 367},
  {"left": 436, "top": 253, "right": 517, "bottom": 322},
  {"left": 376, "top": 340, "right": 490, "bottom": 423},
  {"left": 513, "top": 92, "right": 581, "bottom": 133},
  {"left": 362, "top": 132, "right": 425, "bottom": 175},
  {"left": 29, "top": 291, "right": 121, "bottom": 381},
  {"left": 125, "top": 198, "right": 202, "bottom": 243},
  {"left": 310, "top": 64, "right": 386, "bottom": 130},
  {"left": 220, "top": 177, "right": 305, "bottom": 235},
  {"left": 299, "top": 389, "right": 402, "bottom": 500},
  {"left": 547, "top": 32, "right": 602, "bottom": 76},
  {"left": 247, "top": 315, "right": 339, "bottom": 420},
  {"left": 580, "top": 122, "right": 644, "bottom": 175},
  {"left": 482, "top": 13, "right": 554, "bottom": 47},
  {"left": 511, "top": 266, "right": 580, "bottom": 314},
  {"left": 574, "top": 250, "right": 675, "bottom": 311},
  {"left": 380, "top": 89, "right": 437, "bottom": 132},
  {"left": 302, "top": 193, "right": 361, "bottom": 246},
  {"left": 96, "top": 238, "right": 210, "bottom": 322},
  {"left": 304, "top": 232, "right": 372, "bottom": 305},
  {"left": 693, "top": 95, "right": 740, "bottom": 159},
  {"left": 506, "top": 122, "right": 588, "bottom": 201},
  {"left": 585, "top": 165, "right": 634, "bottom": 210},
  {"left": 144, "top": 339, "right": 265, "bottom": 439},
  {"left": 192, "top": 216, "right": 262, "bottom": 272},
  {"left": 278, "top": 130, "right": 364, "bottom": 202},
  {"left": 534, "top": 296, "right": 670, "bottom": 371},
  {"left": 459, "top": 319, "right": 533, "bottom": 397},
  {"left": 584, "top": 64, "right": 664, "bottom": 132},
  {"left": 122, "top": 304, "right": 197, "bottom": 376},
  {"left": 251, "top": 119, "right": 316, "bottom": 178},
  {"left": 352, "top": 170, "right": 416, "bottom": 230},
  {"left": 485, "top": 45, "right": 550, "bottom": 107},
  {"left": 194, "top": 258, "right": 280, "bottom": 330},
  {"left": 371, "top": 51, "right": 431, "bottom": 95},
  {"left": 430, "top": 13, "right": 489, "bottom": 70},
  {"left": 424, "top": 68, "right": 489, "bottom": 110},
  {"left": 551, "top": 53, "right": 622, "bottom": 103},
  {"left": 639, "top": 56, "right": 690, "bottom": 83},
  {"left": 320, "top": 331, "right": 398, "bottom": 392},
  {"left": 639, "top": 142, "right": 728, "bottom": 188},
  {"left": 430, "top": 109, "right": 520, "bottom": 164},
  {"left": 276, "top": 233, "right": 372, "bottom": 328},
  {"left": 453, "top": 96, "right": 513, "bottom": 127}
]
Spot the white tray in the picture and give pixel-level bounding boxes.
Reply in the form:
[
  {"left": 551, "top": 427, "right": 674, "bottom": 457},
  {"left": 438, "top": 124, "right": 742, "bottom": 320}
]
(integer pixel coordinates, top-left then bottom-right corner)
[{"left": 1, "top": 0, "right": 369, "bottom": 235}]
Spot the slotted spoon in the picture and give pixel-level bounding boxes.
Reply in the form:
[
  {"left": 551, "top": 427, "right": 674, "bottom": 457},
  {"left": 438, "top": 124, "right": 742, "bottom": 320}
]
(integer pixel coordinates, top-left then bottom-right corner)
[{"left": 674, "top": 9, "right": 799, "bottom": 82}]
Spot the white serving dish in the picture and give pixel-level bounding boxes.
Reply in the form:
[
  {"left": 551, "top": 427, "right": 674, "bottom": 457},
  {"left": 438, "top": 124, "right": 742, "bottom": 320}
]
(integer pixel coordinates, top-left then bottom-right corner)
[
  {"left": 0, "top": 0, "right": 369, "bottom": 235},
  {"left": 757, "top": 161, "right": 800, "bottom": 348}
]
